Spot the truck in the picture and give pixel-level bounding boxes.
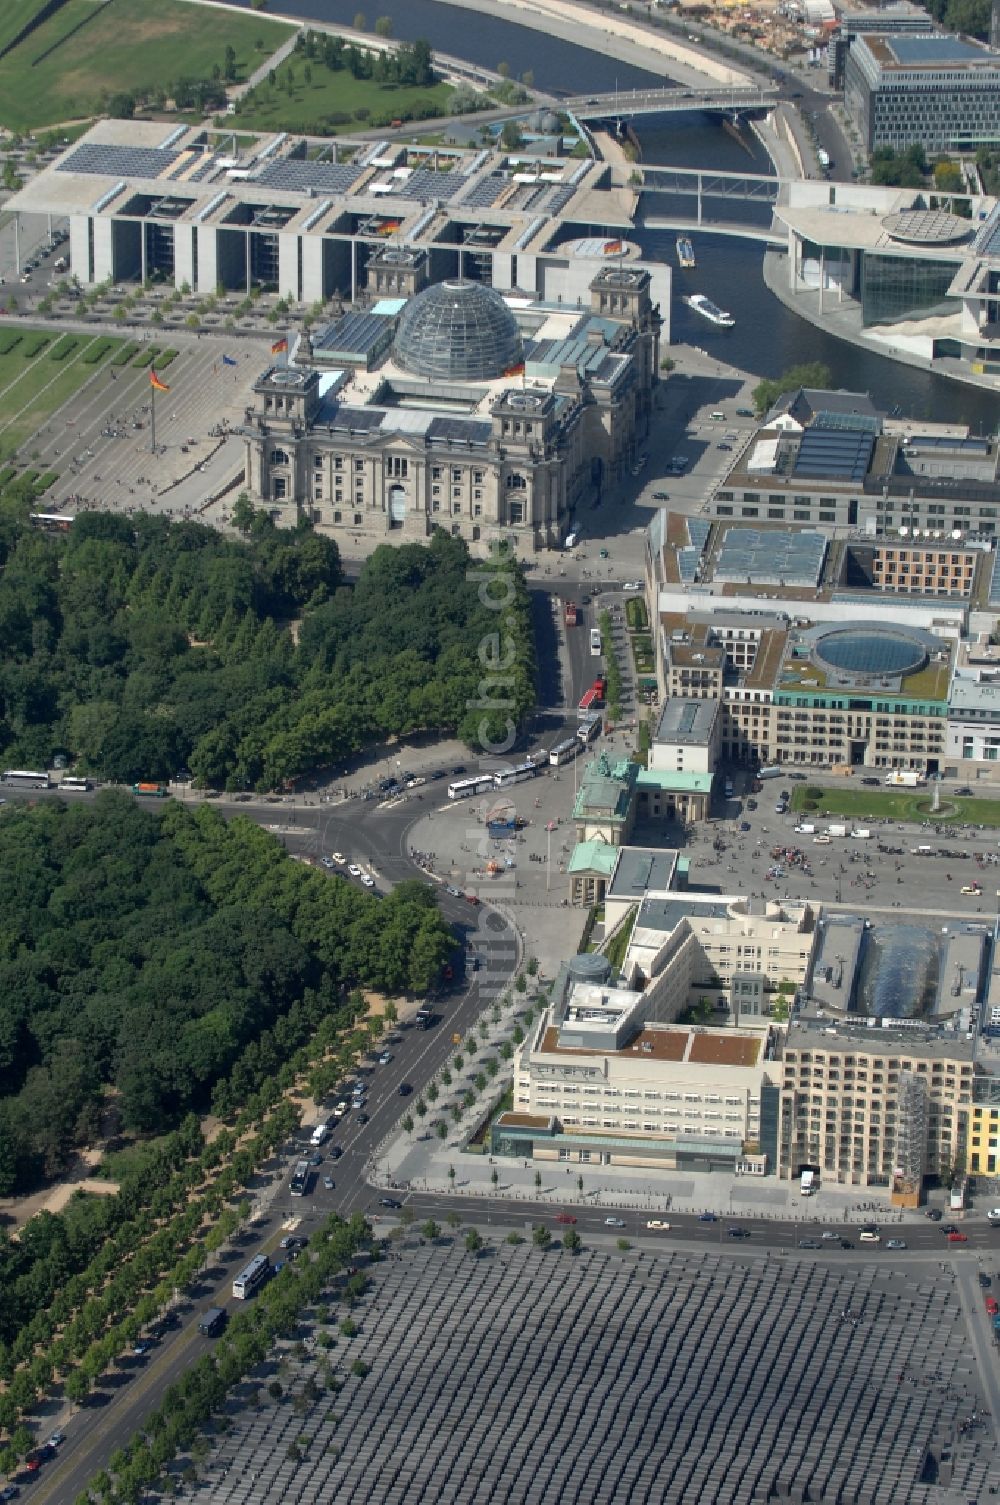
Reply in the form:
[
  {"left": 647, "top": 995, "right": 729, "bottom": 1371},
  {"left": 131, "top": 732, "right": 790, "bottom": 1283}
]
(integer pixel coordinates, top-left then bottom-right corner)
[
  {"left": 488, "top": 818, "right": 517, "bottom": 838},
  {"left": 309, "top": 1123, "right": 329, "bottom": 1146},
  {"left": 800, "top": 1169, "right": 816, "bottom": 1197},
  {"left": 564, "top": 601, "right": 578, "bottom": 627},
  {"left": 884, "top": 770, "right": 923, "bottom": 788},
  {"left": 758, "top": 766, "right": 782, "bottom": 781},
  {"left": 851, "top": 828, "right": 872, "bottom": 840},
  {"left": 197, "top": 1308, "right": 226, "bottom": 1337},
  {"left": 988, "top": 1207, "right": 1000, "bottom": 1224},
  {"left": 816, "top": 147, "right": 831, "bottom": 169},
  {"left": 132, "top": 781, "right": 168, "bottom": 797},
  {"left": 794, "top": 823, "right": 816, "bottom": 836},
  {"left": 827, "top": 824, "right": 848, "bottom": 838}
]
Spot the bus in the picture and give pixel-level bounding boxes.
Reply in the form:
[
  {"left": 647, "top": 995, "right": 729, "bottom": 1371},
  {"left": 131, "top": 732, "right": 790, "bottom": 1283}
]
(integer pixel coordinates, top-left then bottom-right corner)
[
  {"left": 415, "top": 1007, "right": 433, "bottom": 1029},
  {"left": 577, "top": 687, "right": 600, "bottom": 718},
  {"left": 549, "top": 738, "right": 581, "bottom": 767},
  {"left": 290, "top": 1160, "right": 311, "bottom": 1197},
  {"left": 448, "top": 774, "right": 495, "bottom": 801},
  {"left": 2, "top": 769, "right": 51, "bottom": 789},
  {"left": 59, "top": 776, "right": 91, "bottom": 792},
  {"left": 29, "top": 513, "right": 74, "bottom": 531},
  {"left": 494, "top": 759, "right": 538, "bottom": 790},
  {"left": 590, "top": 627, "right": 602, "bottom": 657},
  {"left": 577, "top": 713, "right": 602, "bottom": 745},
  {"left": 232, "top": 1253, "right": 271, "bottom": 1300}
]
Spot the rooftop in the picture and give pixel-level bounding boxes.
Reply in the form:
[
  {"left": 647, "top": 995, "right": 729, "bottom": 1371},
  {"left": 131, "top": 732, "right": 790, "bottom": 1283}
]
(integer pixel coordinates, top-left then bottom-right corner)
[
  {"left": 654, "top": 697, "right": 719, "bottom": 747},
  {"left": 607, "top": 847, "right": 679, "bottom": 898}
]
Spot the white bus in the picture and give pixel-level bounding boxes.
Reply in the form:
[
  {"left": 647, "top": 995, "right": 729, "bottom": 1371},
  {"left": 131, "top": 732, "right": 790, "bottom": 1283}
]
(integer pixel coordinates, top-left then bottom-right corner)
[
  {"left": 576, "top": 714, "right": 602, "bottom": 745},
  {"left": 589, "top": 628, "right": 602, "bottom": 657},
  {"left": 59, "top": 776, "right": 91, "bottom": 792},
  {"left": 2, "top": 769, "right": 51, "bottom": 789},
  {"left": 290, "top": 1159, "right": 311, "bottom": 1196},
  {"left": 494, "top": 759, "right": 538, "bottom": 790},
  {"left": 232, "top": 1253, "right": 270, "bottom": 1299},
  {"left": 447, "top": 774, "right": 495, "bottom": 801},
  {"left": 549, "top": 738, "right": 581, "bottom": 767}
]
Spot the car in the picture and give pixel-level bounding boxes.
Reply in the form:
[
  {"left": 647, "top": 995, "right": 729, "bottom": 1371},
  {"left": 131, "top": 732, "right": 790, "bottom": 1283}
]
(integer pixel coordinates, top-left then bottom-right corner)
[
  {"left": 23, "top": 1460, "right": 39, "bottom": 1475},
  {"left": 839, "top": 1240, "right": 854, "bottom": 1249},
  {"left": 378, "top": 1197, "right": 402, "bottom": 1209},
  {"left": 361, "top": 873, "right": 376, "bottom": 887},
  {"left": 323, "top": 1175, "right": 334, "bottom": 1190},
  {"left": 356, "top": 1111, "right": 369, "bottom": 1124},
  {"left": 985, "top": 1296, "right": 999, "bottom": 1316},
  {"left": 556, "top": 1213, "right": 577, "bottom": 1224},
  {"left": 0, "top": 1486, "right": 19, "bottom": 1501},
  {"left": 464, "top": 892, "right": 480, "bottom": 905},
  {"left": 736, "top": 407, "right": 754, "bottom": 417},
  {"left": 954, "top": 785, "right": 972, "bottom": 796},
  {"left": 746, "top": 798, "right": 757, "bottom": 811},
  {"left": 331, "top": 852, "right": 346, "bottom": 864},
  {"left": 646, "top": 1219, "right": 670, "bottom": 1231},
  {"left": 378, "top": 1051, "right": 393, "bottom": 1065},
  {"left": 451, "top": 765, "right": 467, "bottom": 775},
  {"left": 398, "top": 1082, "right": 412, "bottom": 1096},
  {"left": 775, "top": 801, "right": 788, "bottom": 814},
  {"left": 46, "top": 1434, "right": 64, "bottom": 1450},
  {"left": 941, "top": 1223, "right": 958, "bottom": 1235},
  {"left": 445, "top": 885, "right": 462, "bottom": 897},
  {"left": 272, "top": 1260, "right": 285, "bottom": 1275},
  {"left": 652, "top": 490, "right": 670, "bottom": 500},
  {"left": 798, "top": 1238, "right": 822, "bottom": 1249},
  {"left": 717, "top": 442, "right": 732, "bottom": 451},
  {"left": 333, "top": 1100, "right": 348, "bottom": 1118},
  {"left": 622, "top": 581, "right": 642, "bottom": 591},
  {"left": 739, "top": 821, "right": 751, "bottom": 833},
  {"left": 604, "top": 1216, "right": 626, "bottom": 1228},
  {"left": 947, "top": 1231, "right": 968, "bottom": 1242},
  {"left": 698, "top": 1212, "right": 717, "bottom": 1222},
  {"left": 328, "top": 1144, "right": 343, "bottom": 1160},
  {"left": 820, "top": 1231, "right": 840, "bottom": 1241},
  {"left": 348, "top": 863, "right": 362, "bottom": 877},
  {"left": 978, "top": 1272, "right": 992, "bottom": 1288},
  {"left": 279, "top": 1235, "right": 303, "bottom": 1250},
  {"left": 319, "top": 856, "right": 334, "bottom": 870},
  {"left": 132, "top": 1339, "right": 153, "bottom": 1355},
  {"left": 885, "top": 1238, "right": 907, "bottom": 1250},
  {"left": 861, "top": 776, "right": 881, "bottom": 786},
  {"left": 308, "top": 1152, "right": 323, "bottom": 1166},
  {"left": 960, "top": 884, "right": 982, "bottom": 895},
  {"left": 728, "top": 1226, "right": 750, "bottom": 1239},
  {"left": 926, "top": 1208, "right": 943, "bottom": 1221}
]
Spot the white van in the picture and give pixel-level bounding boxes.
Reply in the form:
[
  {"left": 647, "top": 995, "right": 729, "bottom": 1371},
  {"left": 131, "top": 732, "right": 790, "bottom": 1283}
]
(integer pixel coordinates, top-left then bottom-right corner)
[
  {"left": 858, "top": 1229, "right": 880, "bottom": 1243},
  {"left": 310, "top": 1123, "right": 329, "bottom": 1146}
]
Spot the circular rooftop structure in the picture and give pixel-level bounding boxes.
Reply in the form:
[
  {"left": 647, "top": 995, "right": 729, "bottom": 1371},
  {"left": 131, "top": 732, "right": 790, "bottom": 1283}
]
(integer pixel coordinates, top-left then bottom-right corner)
[
  {"left": 814, "top": 626, "right": 926, "bottom": 680},
  {"left": 393, "top": 279, "right": 522, "bottom": 383},
  {"left": 882, "top": 209, "right": 972, "bottom": 247}
]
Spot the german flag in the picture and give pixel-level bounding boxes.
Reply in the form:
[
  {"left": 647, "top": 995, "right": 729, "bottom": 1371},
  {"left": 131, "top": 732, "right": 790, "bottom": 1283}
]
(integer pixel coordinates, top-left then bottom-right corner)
[
  {"left": 149, "top": 369, "right": 170, "bottom": 392},
  {"left": 271, "top": 337, "right": 288, "bottom": 355},
  {"left": 503, "top": 361, "right": 525, "bottom": 378}
]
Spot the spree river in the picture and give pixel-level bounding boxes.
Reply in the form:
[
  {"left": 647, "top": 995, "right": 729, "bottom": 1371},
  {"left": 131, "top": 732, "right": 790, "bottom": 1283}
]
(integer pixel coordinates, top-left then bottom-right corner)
[{"left": 236, "top": 0, "right": 996, "bottom": 427}]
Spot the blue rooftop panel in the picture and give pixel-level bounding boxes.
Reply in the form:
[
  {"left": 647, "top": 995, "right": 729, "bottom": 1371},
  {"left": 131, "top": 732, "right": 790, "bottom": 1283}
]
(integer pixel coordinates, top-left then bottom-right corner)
[{"left": 887, "top": 34, "right": 988, "bottom": 63}]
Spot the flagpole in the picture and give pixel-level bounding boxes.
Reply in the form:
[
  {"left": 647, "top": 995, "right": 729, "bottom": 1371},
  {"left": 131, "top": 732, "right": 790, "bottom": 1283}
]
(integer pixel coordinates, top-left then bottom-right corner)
[{"left": 150, "top": 381, "right": 156, "bottom": 454}]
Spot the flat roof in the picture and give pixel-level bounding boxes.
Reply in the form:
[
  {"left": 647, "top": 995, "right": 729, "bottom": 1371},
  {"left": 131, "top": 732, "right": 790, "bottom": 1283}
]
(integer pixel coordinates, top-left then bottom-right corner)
[
  {"left": 635, "top": 768, "right": 714, "bottom": 793},
  {"left": 608, "top": 847, "right": 678, "bottom": 898},
  {"left": 688, "top": 1032, "right": 763, "bottom": 1068},
  {"left": 567, "top": 841, "right": 620, "bottom": 876},
  {"left": 655, "top": 697, "right": 719, "bottom": 746},
  {"left": 882, "top": 33, "right": 995, "bottom": 65}
]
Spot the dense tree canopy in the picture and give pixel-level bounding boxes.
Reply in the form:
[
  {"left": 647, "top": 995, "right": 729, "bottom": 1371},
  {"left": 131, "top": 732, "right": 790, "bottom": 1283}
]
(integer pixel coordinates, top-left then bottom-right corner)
[
  {"left": 0, "top": 794, "right": 454, "bottom": 1193},
  {"left": 0, "top": 485, "right": 535, "bottom": 789}
]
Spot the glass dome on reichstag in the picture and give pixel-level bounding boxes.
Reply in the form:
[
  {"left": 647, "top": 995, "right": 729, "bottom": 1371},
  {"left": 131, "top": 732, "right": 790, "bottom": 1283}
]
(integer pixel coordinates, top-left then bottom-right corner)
[{"left": 393, "top": 279, "right": 523, "bottom": 383}]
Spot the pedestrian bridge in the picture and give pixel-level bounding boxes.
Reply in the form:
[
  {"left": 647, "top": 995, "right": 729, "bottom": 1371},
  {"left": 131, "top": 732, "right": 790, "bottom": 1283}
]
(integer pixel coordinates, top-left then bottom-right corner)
[
  {"left": 642, "top": 214, "right": 784, "bottom": 247},
  {"left": 566, "top": 85, "right": 779, "bottom": 120}
]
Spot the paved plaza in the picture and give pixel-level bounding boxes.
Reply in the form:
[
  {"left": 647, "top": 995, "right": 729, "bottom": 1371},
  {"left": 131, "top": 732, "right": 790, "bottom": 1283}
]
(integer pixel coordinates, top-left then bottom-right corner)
[{"left": 181, "top": 1238, "right": 997, "bottom": 1505}]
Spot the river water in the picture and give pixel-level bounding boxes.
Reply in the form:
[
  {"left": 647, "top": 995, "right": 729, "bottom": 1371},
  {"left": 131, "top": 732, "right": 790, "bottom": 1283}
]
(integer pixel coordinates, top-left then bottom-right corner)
[{"left": 236, "top": 0, "right": 996, "bottom": 427}]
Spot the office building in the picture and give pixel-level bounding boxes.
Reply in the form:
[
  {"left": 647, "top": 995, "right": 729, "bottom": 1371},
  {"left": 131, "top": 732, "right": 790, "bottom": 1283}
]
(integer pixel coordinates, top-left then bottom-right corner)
[{"left": 844, "top": 33, "right": 1000, "bottom": 153}]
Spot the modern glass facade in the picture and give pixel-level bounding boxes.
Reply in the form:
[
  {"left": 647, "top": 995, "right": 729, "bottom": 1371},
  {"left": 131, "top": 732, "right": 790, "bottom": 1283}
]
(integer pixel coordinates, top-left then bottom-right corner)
[
  {"left": 394, "top": 278, "right": 523, "bottom": 382},
  {"left": 860, "top": 252, "right": 955, "bottom": 326}
]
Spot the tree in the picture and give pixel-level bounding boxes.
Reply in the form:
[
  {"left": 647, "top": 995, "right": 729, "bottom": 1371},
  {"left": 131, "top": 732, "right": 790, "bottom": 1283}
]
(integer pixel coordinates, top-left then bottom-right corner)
[
  {"left": 532, "top": 1224, "right": 550, "bottom": 1248},
  {"left": 534, "top": 1170, "right": 542, "bottom": 1190},
  {"left": 497, "top": 60, "right": 510, "bottom": 77},
  {"left": 435, "top": 1120, "right": 446, "bottom": 1140},
  {"left": 353, "top": 11, "right": 367, "bottom": 28},
  {"left": 562, "top": 1228, "right": 581, "bottom": 1254},
  {"left": 447, "top": 1165, "right": 456, "bottom": 1187},
  {"left": 375, "top": 15, "right": 393, "bottom": 35},
  {"left": 464, "top": 1228, "right": 483, "bottom": 1254},
  {"left": 751, "top": 362, "right": 834, "bottom": 414},
  {"left": 500, "top": 120, "right": 523, "bottom": 151},
  {"left": 421, "top": 1219, "right": 440, "bottom": 1240}
]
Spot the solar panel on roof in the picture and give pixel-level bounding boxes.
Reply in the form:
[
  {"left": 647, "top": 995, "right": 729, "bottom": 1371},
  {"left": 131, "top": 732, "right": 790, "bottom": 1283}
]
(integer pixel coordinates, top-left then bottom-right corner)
[
  {"left": 794, "top": 426, "right": 874, "bottom": 483},
  {"left": 255, "top": 161, "right": 363, "bottom": 194},
  {"left": 715, "top": 527, "right": 826, "bottom": 586},
  {"left": 811, "top": 410, "right": 881, "bottom": 434},
  {"left": 58, "top": 144, "right": 182, "bottom": 178}
]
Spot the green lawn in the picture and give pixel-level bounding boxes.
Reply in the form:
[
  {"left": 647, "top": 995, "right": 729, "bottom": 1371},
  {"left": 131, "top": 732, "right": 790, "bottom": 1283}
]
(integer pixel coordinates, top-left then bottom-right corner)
[
  {"left": 0, "top": 328, "right": 125, "bottom": 459},
  {"left": 0, "top": 0, "right": 45, "bottom": 56},
  {"left": 0, "top": 0, "right": 294, "bottom": 131},
  {"left": 233, "top": 57, "right": 456, "bottom": 134},
  {"left": 790, "top": 784, "right": 1000, "bottom": 828}
]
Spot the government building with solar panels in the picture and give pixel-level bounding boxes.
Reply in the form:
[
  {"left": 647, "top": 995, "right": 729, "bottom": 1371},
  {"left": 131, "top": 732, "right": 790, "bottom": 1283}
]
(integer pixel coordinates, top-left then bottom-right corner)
[{"left": 241, "top": 265, "right": 660, "bottom": 553}]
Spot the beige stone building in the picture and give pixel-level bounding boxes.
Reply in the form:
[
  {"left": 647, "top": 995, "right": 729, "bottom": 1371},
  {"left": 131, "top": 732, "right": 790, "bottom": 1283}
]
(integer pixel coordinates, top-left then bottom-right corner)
[{"left": 242, "top": 269, "right": 660, "bottom": 555}]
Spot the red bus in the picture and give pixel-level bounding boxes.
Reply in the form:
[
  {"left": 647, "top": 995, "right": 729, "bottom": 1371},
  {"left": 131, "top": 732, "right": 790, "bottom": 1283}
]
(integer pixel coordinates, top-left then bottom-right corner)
[{"left": 577, "top": 687, "right": 599, "bottom": 716}]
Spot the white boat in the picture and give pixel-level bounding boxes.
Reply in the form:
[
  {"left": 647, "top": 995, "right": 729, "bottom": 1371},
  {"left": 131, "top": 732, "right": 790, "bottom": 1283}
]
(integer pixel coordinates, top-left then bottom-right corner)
[{"left": 684, "top": 293, "right": 734, "bottom": 327}]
